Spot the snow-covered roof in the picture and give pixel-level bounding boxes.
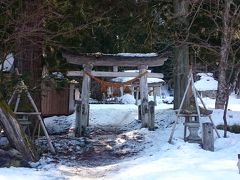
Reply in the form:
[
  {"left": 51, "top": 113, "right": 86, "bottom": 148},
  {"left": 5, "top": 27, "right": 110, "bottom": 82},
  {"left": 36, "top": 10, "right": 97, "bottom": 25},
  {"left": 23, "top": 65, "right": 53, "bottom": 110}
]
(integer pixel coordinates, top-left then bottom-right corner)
[
  {"left": 194, "top": 73, "right": 218, "bottom": 91},
  {"left": 0, "top": 53, "right": 14, "bottom": 72},
  {"left": 63, "top": 51, "right": 167, "bottom": 67},
  {"left": 115, "top": 53, "right": 158, "bottom": 57},
  {"left": 124, "top": 70, "right": 151, "bottom": 73},
  {"left": 112, "top": 69, "right": 164, "bottom": 84},
  {"left": 197, "top": 73, "right": 214, "bottom": 77}
]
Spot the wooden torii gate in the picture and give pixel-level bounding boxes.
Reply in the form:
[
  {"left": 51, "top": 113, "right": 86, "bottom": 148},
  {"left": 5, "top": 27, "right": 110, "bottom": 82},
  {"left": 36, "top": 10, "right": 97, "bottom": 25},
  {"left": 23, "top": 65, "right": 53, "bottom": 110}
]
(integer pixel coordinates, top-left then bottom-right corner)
[{"left": 62, "top": 51, "right": 168, "bottom": 136}]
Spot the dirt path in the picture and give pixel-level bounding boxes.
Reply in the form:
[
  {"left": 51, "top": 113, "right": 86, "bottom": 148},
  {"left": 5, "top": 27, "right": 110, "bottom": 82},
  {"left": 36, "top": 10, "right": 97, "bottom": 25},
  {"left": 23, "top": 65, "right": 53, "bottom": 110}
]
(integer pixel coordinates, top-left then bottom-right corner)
[{"left": 36, "top": 123, "right": 144, "bottom": 178}]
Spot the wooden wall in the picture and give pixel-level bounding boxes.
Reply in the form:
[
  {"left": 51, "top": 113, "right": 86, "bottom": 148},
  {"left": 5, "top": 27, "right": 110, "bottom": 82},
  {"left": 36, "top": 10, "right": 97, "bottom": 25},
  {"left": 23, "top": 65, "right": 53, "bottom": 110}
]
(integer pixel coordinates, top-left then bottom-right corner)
[{"left": 41, "top": 84, "right": 75, "bottom": 116}]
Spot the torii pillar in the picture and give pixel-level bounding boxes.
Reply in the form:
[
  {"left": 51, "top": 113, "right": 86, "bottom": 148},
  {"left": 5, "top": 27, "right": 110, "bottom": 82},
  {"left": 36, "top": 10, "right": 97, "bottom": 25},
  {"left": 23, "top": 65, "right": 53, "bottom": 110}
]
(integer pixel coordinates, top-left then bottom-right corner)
[
  {"left": 77, "top": 64, "right": 92, "bottom": 136},
  {"left": 139, "top": 65, "right": 149, "bottom": 128}
]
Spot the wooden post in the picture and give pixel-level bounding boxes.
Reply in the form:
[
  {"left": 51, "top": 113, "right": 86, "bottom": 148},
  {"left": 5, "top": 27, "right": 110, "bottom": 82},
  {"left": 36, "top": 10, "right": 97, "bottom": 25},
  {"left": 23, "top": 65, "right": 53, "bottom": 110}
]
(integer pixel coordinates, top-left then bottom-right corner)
[
  {"left": 68, "top": 84, "right": 75, "bottom": 113},
  {"left": 74, "top": 88, "right": 80, "bottom": 100},
  {"left": 8, "top": 90, "right": 16, "bottom": 106},
  {"left": 120, "top": 87, "right": 124, "bottom": 96},
  {"left": 87, "top": 104, "right": 90, "bottom": 126},
  {"left": 113, "top": 66, "right": 118, "bottom": 72},
  {"left": 130, "top": 86, "right": 134, "bottom": 96},
  {"left": 148, "top": 101, "right": 155, "bottom": 131},
  {"left": 80, "top": 64, "right": 93, "bottom": 135},
  {"left": 191, "top": 73, "right": 201, "bottom": 119},
  {"left": 26, "top": 91, "right": 56, "bottom": 154},
  {"left": 135, "top": 87, "right": 139, "bottom": 105},
  {"left": 168, "top": 73, "right": 192, "bottom": 143},
  {"left": 184, "top": 116, "right": 190, "bottom": 141},
  {"left": 139, "top": 65, "right": 149, "bottom": 128},
  {"left": 102, "top": 93, "right": 106, "bottom": 103},
  {"left": 138, "top": 105, "right": 141, "bottom": 120},
  {"left": 69, "top": 100, "right": 82, "bottom": 137},
  {"left": 14, "top": 94, "right": 21, "bottom": 112},
  {"left": 153, "top": 87, "right": 157, "bottom": 106},
  {"left": 237, "top": 154, "right": 240, "bottom": 174},
  {"left": 202, "top": 122, "right": 214, "bottom": 151}
]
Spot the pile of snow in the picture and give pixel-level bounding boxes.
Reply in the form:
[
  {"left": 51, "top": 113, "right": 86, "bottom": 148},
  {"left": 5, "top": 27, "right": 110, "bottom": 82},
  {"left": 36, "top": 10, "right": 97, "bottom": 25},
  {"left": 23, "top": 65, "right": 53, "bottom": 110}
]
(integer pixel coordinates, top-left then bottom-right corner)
[
  {"left": 118, "top": 94, "right": 136, "bottom": 104},
  {"left": 44, "top": 114, "right": 75, "bottom": 134},
  {"left": 89, "top": 104, "right": 138, "bottom": 126},
  {"left": 194, "top": 73, "right": 218, "bottom": 91},
  {"left": 51, "top": 72, "right": 64, "bottom": 79},
  {"left": 162, "top": 96, "right": 174, "bottom": 104}
]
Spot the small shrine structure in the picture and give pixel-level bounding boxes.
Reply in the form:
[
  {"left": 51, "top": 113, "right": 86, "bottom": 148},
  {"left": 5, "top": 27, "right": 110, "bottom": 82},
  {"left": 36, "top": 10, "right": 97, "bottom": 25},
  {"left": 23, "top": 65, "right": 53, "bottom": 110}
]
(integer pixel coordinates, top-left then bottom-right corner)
[{"left": 62, "top": 51, "right": 168, "bottom": 136}]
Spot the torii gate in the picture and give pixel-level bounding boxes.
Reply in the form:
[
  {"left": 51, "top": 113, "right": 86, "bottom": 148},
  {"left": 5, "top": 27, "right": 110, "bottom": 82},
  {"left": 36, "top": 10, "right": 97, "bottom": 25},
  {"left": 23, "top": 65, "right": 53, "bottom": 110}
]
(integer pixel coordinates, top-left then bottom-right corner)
[{"left": 62, "top": 51, "right": 168, "bottom": 136}]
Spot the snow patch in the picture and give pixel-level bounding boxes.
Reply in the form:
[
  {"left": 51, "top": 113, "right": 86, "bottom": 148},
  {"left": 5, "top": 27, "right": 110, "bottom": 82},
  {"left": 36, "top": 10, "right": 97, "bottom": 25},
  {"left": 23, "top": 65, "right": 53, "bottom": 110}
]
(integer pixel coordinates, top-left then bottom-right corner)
[
  {"left": 44, "top": 114, "right": 74, "bottom": 134},
  {"left": 195, "top": 73, "right": 218, "bottom": 91},
  {"left": 118, "top": 94, "right": 136, "bottom": 104},
  {"left": 162, "top": 96, "right": 174, "bottom": 104}
]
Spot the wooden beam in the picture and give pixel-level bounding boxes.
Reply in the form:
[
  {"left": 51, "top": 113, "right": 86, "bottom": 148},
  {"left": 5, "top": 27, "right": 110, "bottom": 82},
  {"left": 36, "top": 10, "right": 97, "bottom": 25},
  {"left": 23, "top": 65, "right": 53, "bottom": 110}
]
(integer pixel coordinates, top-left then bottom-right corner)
[
  {"left": 26, "top": 91, "right": 56, "bottom": 154},
  {"left": 67, "top": 71, "right": 164, "bottom": 79},
  {"left": 62, "top": 52, "right": 167, "bottom": 67},
  {"left": 14, "top": 112, "right": 41, "bottom": 115}
]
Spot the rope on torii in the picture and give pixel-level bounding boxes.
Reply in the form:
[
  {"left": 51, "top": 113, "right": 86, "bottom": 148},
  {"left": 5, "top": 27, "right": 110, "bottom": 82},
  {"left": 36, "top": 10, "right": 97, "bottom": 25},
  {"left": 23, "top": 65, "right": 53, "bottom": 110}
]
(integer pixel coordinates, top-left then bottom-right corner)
[{"left": 83, "top": 70, "right": 148, "bottom": 88}]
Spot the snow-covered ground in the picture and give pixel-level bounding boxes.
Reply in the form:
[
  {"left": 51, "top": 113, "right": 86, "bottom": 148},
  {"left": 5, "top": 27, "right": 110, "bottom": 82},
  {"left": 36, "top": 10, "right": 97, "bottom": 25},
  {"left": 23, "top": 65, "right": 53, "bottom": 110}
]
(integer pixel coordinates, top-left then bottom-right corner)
[{"left": 0, "top": 94, "right": 240, "bottom": 180}]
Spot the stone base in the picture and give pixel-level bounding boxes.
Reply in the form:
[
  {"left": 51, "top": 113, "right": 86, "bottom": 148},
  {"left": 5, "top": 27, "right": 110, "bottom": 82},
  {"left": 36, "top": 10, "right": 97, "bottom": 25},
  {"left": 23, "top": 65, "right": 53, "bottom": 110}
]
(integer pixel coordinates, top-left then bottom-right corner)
[
  {"left": 184, "top": 122, "right": 202, "bottom": 144},
  {"left": 186, "top": 137, "right": 202, "bottom": 144}
]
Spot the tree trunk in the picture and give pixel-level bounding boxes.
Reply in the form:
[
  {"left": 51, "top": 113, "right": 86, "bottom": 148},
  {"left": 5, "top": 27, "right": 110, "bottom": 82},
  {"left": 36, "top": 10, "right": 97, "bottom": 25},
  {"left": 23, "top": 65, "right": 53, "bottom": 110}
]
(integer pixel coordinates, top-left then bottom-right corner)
[
  {"left": 14, "top": 0, "right": 44, "bottom": 110},
  {"left": 223, "top": 91, "right": 229, "bottom": 138},
  {"left": 173, "top": 0, "right": 190, "bottom": 109},
  {"left": 215, "top": 0, "right": 232, "bottom": 109},
  {"left": 173, "top": 46, "right": 190, "bottom": 109},
  {"left": 0, "top": 99, "right": 39, "bottom": 162}
]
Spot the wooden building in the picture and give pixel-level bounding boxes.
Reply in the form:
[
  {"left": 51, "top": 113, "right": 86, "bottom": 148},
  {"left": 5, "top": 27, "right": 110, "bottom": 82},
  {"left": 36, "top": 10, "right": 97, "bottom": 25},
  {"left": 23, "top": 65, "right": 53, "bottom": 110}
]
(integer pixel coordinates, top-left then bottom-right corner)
[
  {"left": 41, "top": 83, "right": 75, "bottom": 116},
  {"left": 40, "top": 66, "right": 77, "bottom": 116}
]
